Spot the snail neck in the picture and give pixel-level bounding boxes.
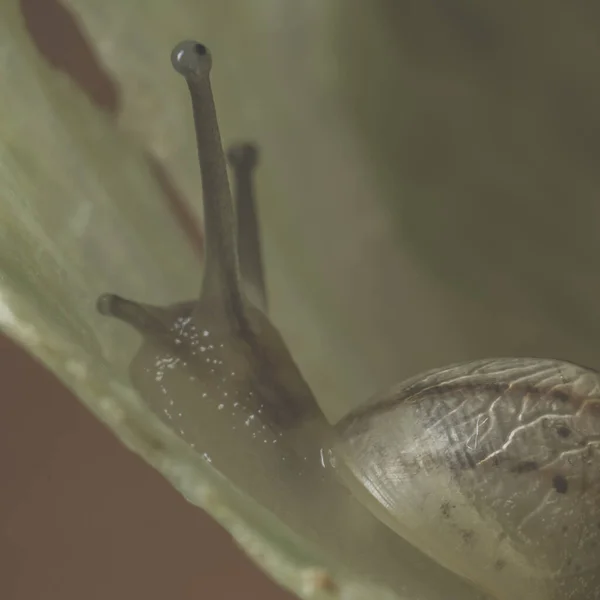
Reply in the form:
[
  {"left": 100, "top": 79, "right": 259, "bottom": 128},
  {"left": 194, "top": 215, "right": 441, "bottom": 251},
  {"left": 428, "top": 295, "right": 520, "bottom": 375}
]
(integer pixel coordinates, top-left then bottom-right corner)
[
  {"left": 122, "top": 297, "right": 333, "bottom": 483},
  {"left": 192, "top": 298, "right": 331, "bottom": 440}
]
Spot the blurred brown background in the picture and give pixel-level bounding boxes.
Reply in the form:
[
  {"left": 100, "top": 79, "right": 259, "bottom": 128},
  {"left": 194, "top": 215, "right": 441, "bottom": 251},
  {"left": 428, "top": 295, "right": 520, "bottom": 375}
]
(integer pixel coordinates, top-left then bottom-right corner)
[
  {"left": 1, "top": 1, "right": 291, "bottom": 598},
  {"left": 0, "top": 333, "right": 290, "bottom": 599},
  {"left": 0, "top": 333, "right": 293, "bottom": 600}
]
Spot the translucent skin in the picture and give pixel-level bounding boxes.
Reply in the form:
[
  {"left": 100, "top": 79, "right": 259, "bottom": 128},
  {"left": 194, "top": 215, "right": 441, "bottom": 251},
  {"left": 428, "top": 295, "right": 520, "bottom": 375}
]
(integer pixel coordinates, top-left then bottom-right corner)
[{"left": 335, "top": 357, "right": 600, "bottom": 600}]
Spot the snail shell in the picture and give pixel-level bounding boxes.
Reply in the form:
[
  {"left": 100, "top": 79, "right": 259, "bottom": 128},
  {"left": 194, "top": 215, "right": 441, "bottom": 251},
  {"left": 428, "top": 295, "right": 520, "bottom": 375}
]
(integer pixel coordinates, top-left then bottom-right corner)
[
  {"left": 334, "top": 357, "right": 600, "bottom": 599},
  {"left": 97, "top": 41, "right": 600, "bottom": 600}
]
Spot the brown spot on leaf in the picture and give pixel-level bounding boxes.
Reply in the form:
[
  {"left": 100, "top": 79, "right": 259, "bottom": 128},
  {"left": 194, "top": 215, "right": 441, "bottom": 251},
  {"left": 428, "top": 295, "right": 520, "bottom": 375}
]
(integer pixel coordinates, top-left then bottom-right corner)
[
  {"left": 20, "top": 0, "right": 121, "bottom": 114},
  {"left": 302, "top": 569, "right": 338, "bottom": 596},
  {"left": 145, "top": 153, "right": 204, "bottom": 259}
]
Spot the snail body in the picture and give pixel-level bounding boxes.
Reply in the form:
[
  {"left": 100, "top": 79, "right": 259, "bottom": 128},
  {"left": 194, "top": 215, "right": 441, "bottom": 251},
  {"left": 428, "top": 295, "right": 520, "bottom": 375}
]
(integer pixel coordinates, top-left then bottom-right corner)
[{"left": 97, "top": 41, "right": 600, "bottom": 600}]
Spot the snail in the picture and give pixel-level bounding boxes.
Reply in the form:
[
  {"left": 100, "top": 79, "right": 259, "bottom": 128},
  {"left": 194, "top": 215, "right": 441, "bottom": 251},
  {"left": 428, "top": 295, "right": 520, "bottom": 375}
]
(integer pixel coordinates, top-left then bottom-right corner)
[{"left": 97, "top": 41, "right": 600, "bottom": 600}]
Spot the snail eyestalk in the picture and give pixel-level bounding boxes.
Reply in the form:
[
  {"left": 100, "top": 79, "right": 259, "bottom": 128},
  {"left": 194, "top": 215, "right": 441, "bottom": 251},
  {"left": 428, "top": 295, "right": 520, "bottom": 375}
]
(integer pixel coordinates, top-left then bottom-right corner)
[
  {"left": 227, "top": 143, "right": 267, "bottom": 312},
  {"left": 170, "top": 40, "right": 243, "bottom": 314}
]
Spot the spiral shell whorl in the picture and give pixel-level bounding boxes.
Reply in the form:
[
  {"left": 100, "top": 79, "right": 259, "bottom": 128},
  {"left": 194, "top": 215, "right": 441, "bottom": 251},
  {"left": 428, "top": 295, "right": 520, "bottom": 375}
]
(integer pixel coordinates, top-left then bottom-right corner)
[{"left": 335, "top": 358, "right": 600, "bottom": 599}]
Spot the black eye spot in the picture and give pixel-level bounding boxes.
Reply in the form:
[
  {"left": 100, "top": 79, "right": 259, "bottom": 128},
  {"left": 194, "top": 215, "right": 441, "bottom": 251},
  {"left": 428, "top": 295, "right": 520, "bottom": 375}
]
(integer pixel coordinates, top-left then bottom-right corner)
[
  {"left": 440, "top": 502, "right": 452, "bottom": 518},
  {"left": 554, "top": 390, "right": 570, "bottom": 403},
  {"left": 556, "top": 425, "right": 571, "bottom": 438},
  {"left": 512, "top": 460, "right": 539, "bottom": 473},
  {"left": 461, "top": 529, "right": 475, "bottom": 545},
  {"left": 552, "top": 474, "right": 569, "bottom": 494},
  {"left": 194, "top": 43, "right": 208, "bottom": 56}
]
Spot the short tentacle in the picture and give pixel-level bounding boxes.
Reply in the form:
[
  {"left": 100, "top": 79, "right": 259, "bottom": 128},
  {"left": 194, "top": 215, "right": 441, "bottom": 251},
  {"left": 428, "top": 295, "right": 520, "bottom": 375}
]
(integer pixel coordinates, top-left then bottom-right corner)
[{"left": 96, "top": 294, "right": 167, "bottom": 334}]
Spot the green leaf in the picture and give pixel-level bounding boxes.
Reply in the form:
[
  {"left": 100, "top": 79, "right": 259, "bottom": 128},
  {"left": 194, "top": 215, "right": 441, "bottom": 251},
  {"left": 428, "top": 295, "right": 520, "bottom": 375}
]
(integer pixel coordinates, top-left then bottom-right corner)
[{"left": 4, "top": 3, "right": 480, "bottom": 599}]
